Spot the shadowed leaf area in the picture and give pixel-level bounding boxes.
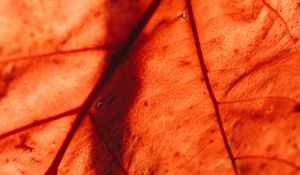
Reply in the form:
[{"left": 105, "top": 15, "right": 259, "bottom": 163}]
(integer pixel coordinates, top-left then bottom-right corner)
[{"left": 0, "top": 0, "right": 299, "bottom": 175}]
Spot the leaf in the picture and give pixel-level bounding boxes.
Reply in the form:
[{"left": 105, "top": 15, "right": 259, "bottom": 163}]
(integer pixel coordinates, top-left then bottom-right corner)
[{"left": 0, "top": 0, "right": 299, "bottom": 175}]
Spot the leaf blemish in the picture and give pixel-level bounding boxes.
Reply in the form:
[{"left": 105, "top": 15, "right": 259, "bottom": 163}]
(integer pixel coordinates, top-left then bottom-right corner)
[
  {"left": 259, "top": 163, "right": 267, "bottom": 170},
  {"left": 106, "top": 170, "right": 115, "bottom": 175},
  {"left": 294, "top": 104, "right": 300, "bottom": 112},
  {"left": 108, "top": 96, "right": 116, "bottom": 105},
  {"left": 179, "top": 60, "right": 191, "bottom": 66},
  {"left": 143, "top": 101, "right": 149, "bottom": 107},
  {"left": 15, "top": 143, "right": 34, "bottom": 152}
]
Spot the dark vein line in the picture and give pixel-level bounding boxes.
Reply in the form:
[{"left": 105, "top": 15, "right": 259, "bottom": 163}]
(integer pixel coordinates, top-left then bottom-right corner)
[
  {"left": 0, "top": 107, "right": 80, "bottom": 140},
  {"left": 88, "top": 112, "right": 128, "bottom": 175},
  {"left": 44, "top": 1, "right": 162, "bottom": 174},
  {"left": 219, "top": 96, "right": 298, "bottom": 104},
  {"left": 0, "top": 45, "right": 118, "bottom": 64},
  {"left": 261, "top": 0, "right": 298, "bottom": 43},
  {"left": 223, "top": 50, "right": 289, "bottom": 97},
  {"left": 185, "top": 1, "right": 239, "bottom": 174},
  {"left": 236, "top": 155, "right": 300, "bottom": 170}
]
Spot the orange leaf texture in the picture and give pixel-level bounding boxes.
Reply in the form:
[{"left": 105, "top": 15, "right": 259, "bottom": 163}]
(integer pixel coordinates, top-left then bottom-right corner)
[{"left": 0, "top": 0, "right": 300, "bottom": 175}]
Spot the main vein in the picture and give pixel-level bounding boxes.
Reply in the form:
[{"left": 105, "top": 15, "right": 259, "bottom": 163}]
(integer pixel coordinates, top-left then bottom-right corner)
[{"left": 44, "top": 0, "right": 162, "bottom": 174}]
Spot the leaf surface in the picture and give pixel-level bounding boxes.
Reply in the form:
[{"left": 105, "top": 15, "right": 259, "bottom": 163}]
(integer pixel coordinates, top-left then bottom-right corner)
[{"left": 0, "top": 0, "right": 300, "bottom": 175}]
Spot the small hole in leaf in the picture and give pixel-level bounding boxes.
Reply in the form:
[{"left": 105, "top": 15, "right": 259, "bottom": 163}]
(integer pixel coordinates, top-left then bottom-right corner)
[
  {"left": 96, "top": 101, "right": 104, "bottom": 109},
  {"left": 180, "top": 11, "right": 187, "bottom": 19}
]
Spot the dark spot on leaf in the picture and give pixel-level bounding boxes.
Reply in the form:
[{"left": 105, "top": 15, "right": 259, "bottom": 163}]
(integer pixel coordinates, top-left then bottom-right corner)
[
  {"left": 163, "top": 45, "right": 168, "bottom": 50},
  {"left": 179, "top": 60, "right": 191, "bottom": 66},
  {"left": 188, "top": 105, "right": 194, "bottom": 109},
  {"left": 164, "top": 169, "right": 169, "bottom": 173},
  {"left": 294, "top": 104, "right": 300, "bottom": 112},
  {"left": 51, "top": 58, "right": 61, "bottom": 65},
  {"left": 259, "top": 163, "right": 267, "bottom": 170},
  {"left": 210, "top": 128, "right": 216, "bottom": 133},
  {"left": 47, "top": 39, "right": 54, "bottom": 44},
  {"left": 238, "top": 163, "right": 252, "bottom": 174},
  {"left": 94, "top": 10, "right": 102, "bottom": 17},
  {"left": 148, "top": 168, "right": 155, "bottom": 175},
  {"left": 137, "top": 136, "right": 142, "bottom": 141},
  {"left": 174, "top": 152, "right": 180, "bottom": 157},
  {"left": 15, "top": 143, "right": 34, "bottom": 152},
  {"left": 108, "top": 97, "right": 115, "bottom": 105},
  {"left": 108, "top": 98, "right": 115, "bottom": 105},
  {"left": 293, "top": 37, "right": 299, "bottom": 42},
  {"left": 208, "top": 139, "right": 214, "bottom": 144},
  {"left": 293, "top": 143, "right": 298, "bottom": 149},
  {"left": 143, "top": 101, "right": 149, "bottom": 106},
  {"left": 31, "top": 158, "right": 41, "bottom": 164},
  {"left": 252, "top": 113, "right": 262, "bottom": 120},
  {"left": 107, "top": 170, "right": 115, "bottom": 175},
  {"left": 267, "top": 107, "right": 273, "bottom": 112}
]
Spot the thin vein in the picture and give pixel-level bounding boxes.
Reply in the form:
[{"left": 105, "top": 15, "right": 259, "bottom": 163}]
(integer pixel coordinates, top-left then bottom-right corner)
[
  {"left": 0, "top": 45, "right": 118, "bottom": 64},
  {"left": 261, "top": 0, "right": 298, "bottom": 43},
  {"left": 223, "top": 50, "right": 290, "bottom": 97},
  {"left": 88, "top": 113, "right": 128, "bottom": 175},
  {"left": 236, "top": 155, "right": 300, "bottom": 170},
  {"left": 185, "top": 0, "right": 238, "bottom": 174},
  {"left": 219, "top": 96, "right": 298, "bottom": 104},
  {"left": 0, "top": 107, "right": 80, "bottom": 140}
]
